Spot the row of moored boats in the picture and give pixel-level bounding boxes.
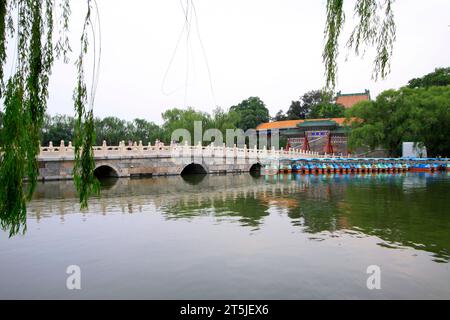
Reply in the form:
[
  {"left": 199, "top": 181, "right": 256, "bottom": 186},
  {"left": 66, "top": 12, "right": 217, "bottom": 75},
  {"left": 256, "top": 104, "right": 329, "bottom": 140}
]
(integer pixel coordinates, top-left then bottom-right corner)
[{"left": 263, "top": 162, "right": 450, "bottom": 175}]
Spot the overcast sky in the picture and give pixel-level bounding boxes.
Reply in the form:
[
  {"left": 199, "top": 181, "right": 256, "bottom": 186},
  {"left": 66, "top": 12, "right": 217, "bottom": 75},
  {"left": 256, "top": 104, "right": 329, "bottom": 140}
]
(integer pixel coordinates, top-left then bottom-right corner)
[{"left": 44, "top": 0, "right": 450, "bottom": 124}]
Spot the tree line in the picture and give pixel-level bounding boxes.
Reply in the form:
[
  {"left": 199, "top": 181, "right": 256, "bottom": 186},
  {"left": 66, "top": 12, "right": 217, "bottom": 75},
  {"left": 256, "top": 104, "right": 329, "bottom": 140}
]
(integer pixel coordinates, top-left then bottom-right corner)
[
  {"left": 0, "top": 97, "right": 271, "bottom": 147},
  {"left": 1, "top": 90, "right": 348, "bottom": 147},
  {"left": 35, "top": 91, "right": 347, "bottom": 147},
  {"left": 273, "top": 90, "right": 345, "bottom": 121},
  {"left": 346, "top": 67, "right": 450, "bottom": 157}
]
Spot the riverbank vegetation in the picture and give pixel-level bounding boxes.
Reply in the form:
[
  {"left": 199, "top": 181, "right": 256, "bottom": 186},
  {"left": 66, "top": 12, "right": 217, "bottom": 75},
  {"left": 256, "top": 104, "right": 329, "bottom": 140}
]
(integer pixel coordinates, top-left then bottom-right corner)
[
  {"left": 26, "top": 97, "right": 269, "bottom": 147},
  {"left": 346, "top": 68, "right": 450, "bottom": 157},
  {"left": 273, "top": 90, "right": 345, "bottom": 121}
]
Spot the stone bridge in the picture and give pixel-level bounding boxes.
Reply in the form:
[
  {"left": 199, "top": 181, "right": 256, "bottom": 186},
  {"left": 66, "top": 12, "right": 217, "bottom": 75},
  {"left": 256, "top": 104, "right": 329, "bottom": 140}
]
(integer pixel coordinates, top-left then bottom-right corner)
[{"left": 38, "top": 141, "right": 321, "bottom": 181}]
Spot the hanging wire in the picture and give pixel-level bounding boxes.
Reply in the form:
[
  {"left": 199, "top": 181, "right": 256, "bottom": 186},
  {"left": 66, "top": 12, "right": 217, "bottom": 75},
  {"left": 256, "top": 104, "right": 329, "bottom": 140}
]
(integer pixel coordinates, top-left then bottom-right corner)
[
  {"left": 161, "top": 0, "right": 191, "bottom": 97},
  {"left": 191, "top": 0, "right": 216, "bottom": 106},
  {"left": 161, "top": 0, "right": 216, "bottom": 107},
  {"left": 88, "top": 0, "right": 101, "bottom": 110},
  {"left": 182, "top": 0, "right": 192, "bottom": 107}
]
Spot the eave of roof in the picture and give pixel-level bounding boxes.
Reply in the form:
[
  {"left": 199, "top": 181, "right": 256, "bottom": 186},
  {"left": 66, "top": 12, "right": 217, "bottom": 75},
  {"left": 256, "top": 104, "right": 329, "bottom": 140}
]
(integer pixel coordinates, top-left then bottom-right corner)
[
  {"left": 256, "top": 118, "right": 352, "bottom": 131},
  {"left": 297, "top": 120, "right": 337, "bottom": 128}
]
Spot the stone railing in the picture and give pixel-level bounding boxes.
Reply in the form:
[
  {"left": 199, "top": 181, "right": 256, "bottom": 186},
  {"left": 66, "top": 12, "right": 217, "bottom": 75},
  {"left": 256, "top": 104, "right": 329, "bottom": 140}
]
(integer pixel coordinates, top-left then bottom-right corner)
[{"left": 38, "top": 140, "right": 324, "bottom": 160}]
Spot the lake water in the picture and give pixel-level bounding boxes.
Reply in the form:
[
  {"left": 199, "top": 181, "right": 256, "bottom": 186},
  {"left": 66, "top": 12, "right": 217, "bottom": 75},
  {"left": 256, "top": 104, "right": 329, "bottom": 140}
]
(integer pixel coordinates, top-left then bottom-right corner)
[{"left": 0, "top": 172, "right": 449, "bottom": 299}]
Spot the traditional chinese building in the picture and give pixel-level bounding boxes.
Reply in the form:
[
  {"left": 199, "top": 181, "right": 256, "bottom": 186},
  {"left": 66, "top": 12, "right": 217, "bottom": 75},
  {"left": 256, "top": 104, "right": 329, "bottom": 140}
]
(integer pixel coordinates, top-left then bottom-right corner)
[
  {"left": 256, "top": 118, "right": 351, "bottom": 155},
  {"left": 335, "top": 90, "right": 370, "bottom": 108},
  {"left": 256, "top": 91, "right": 370, "bottom": 155}
]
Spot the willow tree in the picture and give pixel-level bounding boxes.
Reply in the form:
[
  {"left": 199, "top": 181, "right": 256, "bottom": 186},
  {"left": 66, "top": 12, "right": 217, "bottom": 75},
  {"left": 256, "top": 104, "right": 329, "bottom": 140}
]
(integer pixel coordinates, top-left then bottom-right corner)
[
  {"left": 323, "top": 0, "right": 396, "bottom": 89},
  {"left": 0, "top": 0, "right": 397, "bottom": 236},
  {"left": 0, "top": 0, "right": 100, "bottom": 236}
]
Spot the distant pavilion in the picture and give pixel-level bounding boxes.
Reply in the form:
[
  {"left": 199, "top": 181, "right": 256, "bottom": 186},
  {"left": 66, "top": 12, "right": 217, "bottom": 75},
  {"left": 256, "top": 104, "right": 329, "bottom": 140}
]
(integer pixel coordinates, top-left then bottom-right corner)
[
  {"left": 256, "top": 91, "right": 370, "bottom": 155},
  {"left": 336, "top": 90, "right": 370, "bottom": 109},
  {"left": 256, "top": 118, "right": 350, "bottom": 155}
]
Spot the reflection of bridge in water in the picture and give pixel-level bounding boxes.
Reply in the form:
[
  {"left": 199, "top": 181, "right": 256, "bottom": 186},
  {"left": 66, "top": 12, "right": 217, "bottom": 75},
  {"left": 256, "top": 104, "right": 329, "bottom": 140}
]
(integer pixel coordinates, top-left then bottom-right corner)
[{"left": 28, "top": 172, "right": 450, "bottom": 262}]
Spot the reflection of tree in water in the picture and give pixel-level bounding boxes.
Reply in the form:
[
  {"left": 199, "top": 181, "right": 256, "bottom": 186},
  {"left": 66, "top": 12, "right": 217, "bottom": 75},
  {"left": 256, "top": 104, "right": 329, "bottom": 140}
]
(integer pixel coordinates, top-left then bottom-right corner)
[
  {"left": 340, "top": 174, "right": 450, "bottom": 262},
  {"left": 272, "top": 173, "right": 450, "bottom": 262},
  {"left": 161, "top": 195, "right": 269, "bottom": 229},
  {"left": 9, "top": 172, "right": 450, "bottom": 262},
  {"left": 285, "top": 175, "right": 347, "bottom": 233}
]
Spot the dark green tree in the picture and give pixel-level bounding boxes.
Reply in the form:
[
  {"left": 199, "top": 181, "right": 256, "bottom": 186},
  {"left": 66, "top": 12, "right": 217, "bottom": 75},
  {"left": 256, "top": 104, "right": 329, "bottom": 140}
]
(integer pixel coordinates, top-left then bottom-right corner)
[
  {"left": 230, "top": 97, "right": 270, "bottom": 131},
  {"left": 0, "top": 110, "right": 3, "bottom": 145},
  {"left": 347, "top": 86, "right": 450, "bottom": 157},
  {"left": 273, "top": 109, "right": 287, "bottom": 121},
  {"left": 407, "top": 86, "right": 450, "bottom": 157},
  {"left": 95, "top": 116, "right": 128, "bottom": 145},
  {"left": 42, "top": 114, "right": 76, "bottom": 146},
  {"left": 127, "top": 118, "right": 161, "bottom": 145},
  {"left": 407, "top": 67, "right": 450, "bottom": 89},
  {"left": 309, "top": 102, "right": 345, "bottom": 119},
  {"left": 286, "top": 100, "right": 306, "bottom": 120},
  {"left": 287, "top": 90, "right": 337, "bottom": 120}
]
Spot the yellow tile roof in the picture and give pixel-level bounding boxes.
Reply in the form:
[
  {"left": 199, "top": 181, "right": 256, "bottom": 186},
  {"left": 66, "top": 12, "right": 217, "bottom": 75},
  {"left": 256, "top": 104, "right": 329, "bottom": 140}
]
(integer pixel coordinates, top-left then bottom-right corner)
[{"left": 256, "top": 118, "right": 351, "bottom": 131}]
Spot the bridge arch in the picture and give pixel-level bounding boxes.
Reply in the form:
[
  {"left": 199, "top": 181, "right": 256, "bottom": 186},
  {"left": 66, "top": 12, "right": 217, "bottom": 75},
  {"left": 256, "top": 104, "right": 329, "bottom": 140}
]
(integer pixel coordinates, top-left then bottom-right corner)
[
  {"left": 248, "top": 162, "right": 262, "bottom": 173},
  {"left": 180, "top": 163, "right": 207, "bottom": 175},
  {"left": 94, "top": 164, "right": 120, "bottom": 179}
]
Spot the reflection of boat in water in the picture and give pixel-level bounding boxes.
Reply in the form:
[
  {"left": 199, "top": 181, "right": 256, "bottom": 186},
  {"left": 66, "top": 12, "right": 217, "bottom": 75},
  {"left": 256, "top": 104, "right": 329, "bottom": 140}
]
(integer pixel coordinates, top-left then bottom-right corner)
[
  {"left": 410, "top": 163, "right": 442, "bottom": 173},
  {"left": 264, "top": 165, "right": 279, "bottom": 175},
  {"left": 263, "top": 158, "right": 448, "bottom": 176}
]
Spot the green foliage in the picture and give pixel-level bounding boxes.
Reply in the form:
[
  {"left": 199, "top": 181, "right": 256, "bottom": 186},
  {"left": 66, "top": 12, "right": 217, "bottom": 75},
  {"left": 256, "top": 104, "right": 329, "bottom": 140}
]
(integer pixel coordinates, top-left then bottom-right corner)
[
  {"left": 0, "top": 0, "right": 57, "bottom": 236},
  {"left": 73, "top": 0, "right": 99, "bottom": 209},
  {"left": 42, "top": 114, "right": 76, "bottom": 145},
  {"left": 323, "top": 0, "right": 345, "bottom": 89},
  {"left": 407, "top": 86, "right": 450, "bottom": 157},
  {"left": 273, "top": 109, "right": 287, "bottom": 122},
  {"left": 161, "top": 107, "right": 211, "bottom": 144},
  {"left": 126, "top": 118, "right": 161, "bottom": 145},
  {"left": 309, "top": 102, "right": 345, "bottom": 119},
  {"left": 209, "top": 107, "right": 239, "bottom": 136},
  {"left": 0, "top": 0, "right": 100, "bottom": 234},
  {"left": 0, "top": 77, "right": 27, "bottom": 236},
  {"left": 0, "top": 110, "right": 3, "bottom": 145},
  {"left": 40, "top": 114, "right": 163, "bottom": 147},
  {"left": 286, "top": 101, "right": 305, "bottom": 120},
  {"left": 347, "top": 86, "right": 450, "bottom": 157},
  {"left": 94, "top": 116, "right": 127, "bottom": 145},
  {"left": 408, "top": 67, "right": 450, "bottom": 89},
  {"left": 324, "top": 0, "right": 396, "bottom": 88},
  {"left": 230, "top": 97, "right": 269, "bottom": 131},
  {"left": 287, "top": 90, "right": 338, "bottom": 120}
]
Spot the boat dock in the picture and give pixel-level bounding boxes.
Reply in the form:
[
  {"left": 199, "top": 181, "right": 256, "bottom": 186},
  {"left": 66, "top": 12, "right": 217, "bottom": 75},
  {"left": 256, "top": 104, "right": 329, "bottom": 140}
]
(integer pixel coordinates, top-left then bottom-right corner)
[{"left": 263, "top": 157, "right": 450, "bottom": 175}]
